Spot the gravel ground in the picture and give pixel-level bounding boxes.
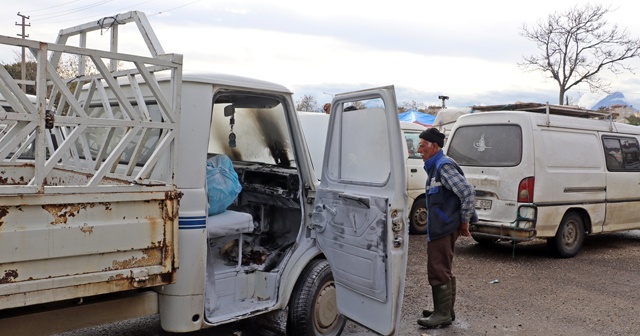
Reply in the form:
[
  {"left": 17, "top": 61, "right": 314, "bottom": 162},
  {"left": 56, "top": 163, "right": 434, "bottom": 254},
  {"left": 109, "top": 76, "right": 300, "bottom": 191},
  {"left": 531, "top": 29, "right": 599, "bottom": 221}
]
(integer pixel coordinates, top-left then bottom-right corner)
[
  {"left": 57, "top": 230, "right": 640, "bottom": 336},
  {"left": 346, "top": 230, "right": 640, "bottom": 336}
]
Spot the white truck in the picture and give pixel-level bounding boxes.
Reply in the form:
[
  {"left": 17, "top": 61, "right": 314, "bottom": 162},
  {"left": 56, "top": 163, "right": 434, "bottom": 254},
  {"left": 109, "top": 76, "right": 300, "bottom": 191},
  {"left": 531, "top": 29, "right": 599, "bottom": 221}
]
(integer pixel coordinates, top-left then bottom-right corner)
[{"left": 0, "top": 11, "right": 408, "bottom": 335}]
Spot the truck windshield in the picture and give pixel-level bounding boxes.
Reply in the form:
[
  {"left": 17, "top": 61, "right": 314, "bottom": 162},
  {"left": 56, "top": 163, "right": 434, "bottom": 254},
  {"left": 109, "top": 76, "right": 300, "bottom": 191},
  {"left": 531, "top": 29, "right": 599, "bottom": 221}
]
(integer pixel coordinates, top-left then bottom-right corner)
[
  {"left": 208, "top": 93, "right": 296, "bottom": 168},
  {"left": 447, "top": 124, "right": 522, "bottom": 167}
]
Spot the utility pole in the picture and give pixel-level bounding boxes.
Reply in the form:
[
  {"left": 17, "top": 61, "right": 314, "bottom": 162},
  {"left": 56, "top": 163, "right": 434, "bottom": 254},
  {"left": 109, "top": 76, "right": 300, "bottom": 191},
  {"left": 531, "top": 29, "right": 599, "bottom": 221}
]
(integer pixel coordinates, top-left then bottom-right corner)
[{"left": 16, "top": 12, "right": 30, "bottom": 92}]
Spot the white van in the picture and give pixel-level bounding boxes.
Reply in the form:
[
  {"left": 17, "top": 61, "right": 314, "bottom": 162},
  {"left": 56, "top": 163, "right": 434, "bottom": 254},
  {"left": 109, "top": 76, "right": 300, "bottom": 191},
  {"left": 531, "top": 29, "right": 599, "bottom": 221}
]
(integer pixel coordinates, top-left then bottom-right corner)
[
  {"left": 298, "top": 112, "right": 429, "bottom": 234},
  {"left": 445, "top": 106, "right": 640, "bottom": 257}
]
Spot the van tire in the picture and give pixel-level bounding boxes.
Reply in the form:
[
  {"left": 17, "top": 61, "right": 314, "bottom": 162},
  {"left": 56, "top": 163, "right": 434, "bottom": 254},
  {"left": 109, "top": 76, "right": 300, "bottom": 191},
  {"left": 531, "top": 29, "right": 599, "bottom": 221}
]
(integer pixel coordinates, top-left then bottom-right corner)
[
  {"left": 409, "top": 196, "right": 428, "bottom": 235},
  {"left": 287, "top": 259, "right": 347, "bottom": 336},
  {"left": 547, "top": 212, "right": 585, "bottom": 258}
]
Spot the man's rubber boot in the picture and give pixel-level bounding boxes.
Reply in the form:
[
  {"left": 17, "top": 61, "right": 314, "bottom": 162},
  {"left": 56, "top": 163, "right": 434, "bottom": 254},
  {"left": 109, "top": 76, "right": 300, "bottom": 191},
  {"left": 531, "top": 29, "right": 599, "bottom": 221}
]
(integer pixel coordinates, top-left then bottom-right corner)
[
  {"left": 417, "top": 281, "right": 453, "bottom": 328},
  {"left": 422, "top": 276, "right": 456, "bottom": 321}
]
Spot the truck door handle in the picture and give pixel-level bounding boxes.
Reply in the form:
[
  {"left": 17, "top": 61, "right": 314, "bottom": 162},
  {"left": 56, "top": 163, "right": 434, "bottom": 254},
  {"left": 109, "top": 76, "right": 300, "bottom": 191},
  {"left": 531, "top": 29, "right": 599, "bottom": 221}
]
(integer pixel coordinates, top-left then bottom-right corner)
[
  {"left": 338, "top": 193, "right": 370, "bottom": 208},
  {"left": 410, "top": 169, "right": 417, "bottom": 173}
]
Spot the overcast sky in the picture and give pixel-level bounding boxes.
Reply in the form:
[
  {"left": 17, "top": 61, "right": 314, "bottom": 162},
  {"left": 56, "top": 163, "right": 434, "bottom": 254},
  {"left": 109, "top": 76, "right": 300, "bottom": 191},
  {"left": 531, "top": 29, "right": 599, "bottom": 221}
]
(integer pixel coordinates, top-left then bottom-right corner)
[{"left": 2, "top": 0, "right": 640, "bottom": 110}]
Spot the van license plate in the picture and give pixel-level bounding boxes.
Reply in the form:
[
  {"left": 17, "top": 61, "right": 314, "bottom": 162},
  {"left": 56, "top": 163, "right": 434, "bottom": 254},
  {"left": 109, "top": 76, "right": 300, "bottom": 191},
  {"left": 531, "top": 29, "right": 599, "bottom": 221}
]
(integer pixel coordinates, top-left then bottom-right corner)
[{"left": 475, "top": 199, "right": 492, "bottom": 210}]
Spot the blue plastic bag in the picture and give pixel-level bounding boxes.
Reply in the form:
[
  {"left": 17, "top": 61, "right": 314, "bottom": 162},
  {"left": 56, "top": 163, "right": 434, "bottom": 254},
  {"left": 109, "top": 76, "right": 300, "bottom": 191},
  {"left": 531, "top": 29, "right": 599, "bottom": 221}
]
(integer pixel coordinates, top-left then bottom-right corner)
[{"left": 206, "top": 155, "right": 242, "bottom": 216}]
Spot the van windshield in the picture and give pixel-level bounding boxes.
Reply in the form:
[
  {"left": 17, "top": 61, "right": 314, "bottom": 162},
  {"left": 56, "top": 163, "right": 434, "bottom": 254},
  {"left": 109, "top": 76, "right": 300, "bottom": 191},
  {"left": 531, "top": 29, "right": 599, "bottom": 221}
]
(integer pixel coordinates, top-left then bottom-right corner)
[{"left": 447, "top": 124, "right": 522, "bottom": 166}]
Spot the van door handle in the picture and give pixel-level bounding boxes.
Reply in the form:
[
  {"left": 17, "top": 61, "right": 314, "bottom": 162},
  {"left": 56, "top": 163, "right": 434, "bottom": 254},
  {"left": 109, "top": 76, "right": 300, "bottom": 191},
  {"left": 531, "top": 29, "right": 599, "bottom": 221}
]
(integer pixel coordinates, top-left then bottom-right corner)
[{"left": 410, "top": 169, "right": 417, "bottom": 173}]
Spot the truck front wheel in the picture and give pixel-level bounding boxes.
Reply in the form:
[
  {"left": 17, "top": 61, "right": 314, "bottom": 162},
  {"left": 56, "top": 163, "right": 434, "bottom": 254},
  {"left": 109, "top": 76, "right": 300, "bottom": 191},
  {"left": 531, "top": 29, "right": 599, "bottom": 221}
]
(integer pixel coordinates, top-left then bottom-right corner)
[
  {"left": 287, "top": 259, "right": 346, "bottom": 336},
  {"left": 409, "top": 196, "right": 428, "bottom": 235}
]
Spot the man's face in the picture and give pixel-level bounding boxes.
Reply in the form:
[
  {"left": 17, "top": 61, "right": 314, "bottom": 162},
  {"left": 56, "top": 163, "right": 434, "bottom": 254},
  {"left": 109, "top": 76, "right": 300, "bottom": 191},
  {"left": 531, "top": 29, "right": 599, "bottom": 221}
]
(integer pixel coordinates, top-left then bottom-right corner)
[{"left": 418, "top": 139, "right": 439, "bottom": 161}]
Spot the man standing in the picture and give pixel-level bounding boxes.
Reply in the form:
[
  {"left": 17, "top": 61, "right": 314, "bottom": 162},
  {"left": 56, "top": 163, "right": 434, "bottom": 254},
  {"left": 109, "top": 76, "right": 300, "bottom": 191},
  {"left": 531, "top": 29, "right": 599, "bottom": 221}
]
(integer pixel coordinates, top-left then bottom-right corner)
[{"left": 416, "top": 128, "right": 475, "bottom": 329}]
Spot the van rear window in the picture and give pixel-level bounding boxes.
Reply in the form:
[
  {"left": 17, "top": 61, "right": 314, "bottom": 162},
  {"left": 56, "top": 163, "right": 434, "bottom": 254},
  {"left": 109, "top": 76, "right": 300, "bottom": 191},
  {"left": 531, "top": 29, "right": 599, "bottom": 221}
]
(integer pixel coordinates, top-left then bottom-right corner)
[{"left": 447, "top": 125, "right": 522, "bottom": 166}]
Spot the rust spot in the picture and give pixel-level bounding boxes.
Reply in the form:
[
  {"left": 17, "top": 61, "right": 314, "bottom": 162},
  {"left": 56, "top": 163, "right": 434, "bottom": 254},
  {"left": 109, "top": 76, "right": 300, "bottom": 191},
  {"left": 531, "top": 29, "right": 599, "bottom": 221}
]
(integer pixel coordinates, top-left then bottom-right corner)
[
  {"left": 163, "top": 191, "right": 182, "bottom": 222},
  {"left": 165, "top": 190, "right": 183, "bottom": 200},
  {"left": 160, "top": 272, "right": 176, "bottom": 284},
  {"left": 146, "top": 214, "right": 160, "bottom": 245},
  {"left": 0, "top": 175, "right": 27, "bottom": 185},
  {"left": 0, "top": 206, "right": 8, "bottom": 226},
  {"left": 42, "top": 203, "right": 91, "bottom": 225},
  {"left": 80, "top": 223, "right": 94, "bottom": 234},
  {"left": 100, "top": 202, "right": 112, "bottom": 211},
  {"left": 0, "top": 269, "right": 18, "bottom": 284},
  {"left": 107, "top": 273, "right": 127, "bottom": 281},
  {"left": 109, "top": 249, "right": 162, "bottom": 270}
]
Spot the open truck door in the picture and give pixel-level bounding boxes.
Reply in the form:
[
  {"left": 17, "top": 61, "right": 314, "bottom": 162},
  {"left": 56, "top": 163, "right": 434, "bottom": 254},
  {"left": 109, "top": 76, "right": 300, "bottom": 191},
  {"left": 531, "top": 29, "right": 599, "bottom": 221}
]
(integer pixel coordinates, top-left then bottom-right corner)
[{"left": 311, "top": 86, "right": 408, "bottom": 335}]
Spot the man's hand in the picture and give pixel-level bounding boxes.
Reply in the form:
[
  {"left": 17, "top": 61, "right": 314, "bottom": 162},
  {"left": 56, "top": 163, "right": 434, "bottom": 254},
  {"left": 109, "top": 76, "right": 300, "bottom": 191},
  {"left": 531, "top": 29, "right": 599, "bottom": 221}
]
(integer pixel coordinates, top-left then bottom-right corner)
[{"left": 459, "top": 222, "right": 471, "bottom": 237}]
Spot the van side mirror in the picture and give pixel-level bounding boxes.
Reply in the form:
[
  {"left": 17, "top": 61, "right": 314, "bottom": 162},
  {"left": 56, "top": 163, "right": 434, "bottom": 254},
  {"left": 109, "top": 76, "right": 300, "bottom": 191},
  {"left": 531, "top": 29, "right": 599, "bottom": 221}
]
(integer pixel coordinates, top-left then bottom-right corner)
[{"left": 224, "top": 105, "right": 235, "bottom": 117}]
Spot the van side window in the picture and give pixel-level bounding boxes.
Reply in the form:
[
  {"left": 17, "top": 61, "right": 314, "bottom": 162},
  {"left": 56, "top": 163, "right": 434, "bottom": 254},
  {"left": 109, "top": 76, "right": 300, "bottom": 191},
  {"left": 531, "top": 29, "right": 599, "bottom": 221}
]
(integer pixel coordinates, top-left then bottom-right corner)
[
  {"left": 404, "top": 132, "right": 422, "bottom": 159},
  {"left": 447, "top": 125, "right": 522, "bottom": 167},
  {"left": 603, "top": 136, "right": 640, "bottom": 171}
]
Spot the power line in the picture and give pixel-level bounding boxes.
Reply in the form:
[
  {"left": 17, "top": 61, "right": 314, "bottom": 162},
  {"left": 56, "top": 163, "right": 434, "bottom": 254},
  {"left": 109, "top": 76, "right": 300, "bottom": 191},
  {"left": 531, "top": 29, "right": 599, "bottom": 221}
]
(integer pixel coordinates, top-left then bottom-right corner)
[
  {"left": 148, "top": 0, "right": 204, "bottom": 16},
  {"left": 26, "top": 0, "right": 87, "bottom": 14},
  {"left": 110, "top": 0, "right": 157, "bottom": 14},
  {"left": 30, "top": 0, "right": 116, "bottom": 21},
  {"left": 27, "top": 0, "right": 203, "bottom": 23}
]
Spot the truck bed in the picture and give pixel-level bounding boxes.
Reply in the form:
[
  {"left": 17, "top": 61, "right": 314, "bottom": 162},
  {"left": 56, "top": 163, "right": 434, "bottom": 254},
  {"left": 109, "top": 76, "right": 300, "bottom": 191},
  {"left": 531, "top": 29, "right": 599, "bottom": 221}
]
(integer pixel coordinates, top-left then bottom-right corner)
[{"left": 0, "top": 175, "right": 180, "bottom": 310}]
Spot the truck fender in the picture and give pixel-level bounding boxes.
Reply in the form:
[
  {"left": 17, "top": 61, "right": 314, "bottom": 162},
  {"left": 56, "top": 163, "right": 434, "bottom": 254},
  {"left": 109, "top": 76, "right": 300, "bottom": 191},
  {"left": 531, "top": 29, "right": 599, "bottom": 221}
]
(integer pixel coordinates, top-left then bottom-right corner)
[{"left": 276, "top": 245, "right": 324, "bottom": 307}]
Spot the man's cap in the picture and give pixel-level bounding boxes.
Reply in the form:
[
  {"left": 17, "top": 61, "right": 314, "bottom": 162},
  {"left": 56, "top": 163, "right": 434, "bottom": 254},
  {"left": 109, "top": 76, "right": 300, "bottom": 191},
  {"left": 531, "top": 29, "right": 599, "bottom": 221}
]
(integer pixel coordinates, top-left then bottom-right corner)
[{"left": 419, "top": 128, "right": 445, "bottom": 147}]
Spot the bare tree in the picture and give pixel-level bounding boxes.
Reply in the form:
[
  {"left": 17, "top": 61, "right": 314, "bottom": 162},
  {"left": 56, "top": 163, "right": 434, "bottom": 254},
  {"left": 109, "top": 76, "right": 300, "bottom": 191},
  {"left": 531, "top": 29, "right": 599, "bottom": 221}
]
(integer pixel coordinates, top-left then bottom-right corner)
[
  {"left": 351, "top": 100, "right": 366, "bottom": 110},
  {"left": 55, "top": 55, "right": 100, "bottom": 80},
  {"left": 295, "top": 94, "right": 317, "bottom": 112},
  {"left": 399, "top": 100, "right": 421, "bottom": 112},
  {"left": 520, "top": 4, "right": 640, "bottom": 105},
  {"left": 425, "top": 106, "right": 441, "bottom": 115}
]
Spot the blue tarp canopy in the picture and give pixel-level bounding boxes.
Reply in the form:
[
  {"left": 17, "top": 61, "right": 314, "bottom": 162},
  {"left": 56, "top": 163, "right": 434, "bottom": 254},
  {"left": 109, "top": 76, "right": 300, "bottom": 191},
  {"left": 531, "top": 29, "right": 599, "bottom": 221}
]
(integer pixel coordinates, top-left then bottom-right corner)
[{"left": 398, "top": 110, "right": 436, "bottom": 127}]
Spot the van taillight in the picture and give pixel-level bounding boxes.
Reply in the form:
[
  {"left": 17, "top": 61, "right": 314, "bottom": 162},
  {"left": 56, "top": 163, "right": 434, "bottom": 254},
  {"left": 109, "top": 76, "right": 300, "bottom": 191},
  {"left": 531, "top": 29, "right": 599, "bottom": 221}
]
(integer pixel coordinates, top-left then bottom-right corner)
[{"left": 517, "top": 177, "right": 534, "bottom": 203}]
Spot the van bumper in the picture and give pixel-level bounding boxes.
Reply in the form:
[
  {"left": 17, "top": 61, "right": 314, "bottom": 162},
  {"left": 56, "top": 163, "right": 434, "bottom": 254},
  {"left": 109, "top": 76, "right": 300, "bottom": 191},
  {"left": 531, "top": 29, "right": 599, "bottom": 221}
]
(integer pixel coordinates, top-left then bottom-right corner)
[
  {"left": 470, "top": 222, "right": 537, "bottom": 241},
  {"left": 470, "top": 204, "right": 538, "bottom": 241}
]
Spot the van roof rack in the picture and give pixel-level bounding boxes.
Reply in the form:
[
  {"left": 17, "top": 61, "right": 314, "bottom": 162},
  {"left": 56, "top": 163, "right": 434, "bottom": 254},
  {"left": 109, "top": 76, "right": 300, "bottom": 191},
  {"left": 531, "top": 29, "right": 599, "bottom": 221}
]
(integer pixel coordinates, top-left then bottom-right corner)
[{"left": 470, "top": 103, "right": 612, "bottom": 119}]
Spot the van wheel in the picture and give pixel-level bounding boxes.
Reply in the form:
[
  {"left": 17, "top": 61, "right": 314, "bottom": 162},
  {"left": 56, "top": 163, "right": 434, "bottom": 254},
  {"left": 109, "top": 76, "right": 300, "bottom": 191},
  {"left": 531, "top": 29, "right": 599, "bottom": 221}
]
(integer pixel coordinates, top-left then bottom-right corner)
[
  {"left": 547, "top": 212, "right": 585, "bottom": 258},
  {"left": 409, "top": 196, "right": 427, "bottom": 235},
  {"left": 287, "top": 259, "right": 346, "bottom": 336}
]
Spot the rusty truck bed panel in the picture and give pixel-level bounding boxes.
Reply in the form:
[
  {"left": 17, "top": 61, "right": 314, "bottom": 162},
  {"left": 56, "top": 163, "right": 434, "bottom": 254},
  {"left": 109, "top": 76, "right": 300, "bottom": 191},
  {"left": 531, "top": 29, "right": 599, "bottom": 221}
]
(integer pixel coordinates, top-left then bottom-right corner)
[{"left": 0, "top": 190, "right": 179, "bottom": 310}]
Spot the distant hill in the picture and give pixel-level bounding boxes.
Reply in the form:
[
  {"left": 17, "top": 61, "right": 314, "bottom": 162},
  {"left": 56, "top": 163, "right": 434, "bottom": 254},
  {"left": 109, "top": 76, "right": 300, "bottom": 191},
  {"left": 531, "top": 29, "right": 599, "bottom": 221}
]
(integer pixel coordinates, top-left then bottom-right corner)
[{"left": 591, "top": 92, "right": 638, "bottom": 111}]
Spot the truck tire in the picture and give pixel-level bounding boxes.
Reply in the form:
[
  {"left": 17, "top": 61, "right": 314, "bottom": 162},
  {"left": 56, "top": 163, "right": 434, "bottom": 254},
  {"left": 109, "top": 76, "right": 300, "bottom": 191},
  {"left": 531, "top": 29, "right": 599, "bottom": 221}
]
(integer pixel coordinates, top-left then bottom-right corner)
[
  {"left": 287, "top": 259, "right": 346, "bottom": 336},
  {"left": 547, "top": 211, "right": 585, "bottom": 258},
  {"left": 409, "top": 196, "right": 428, "bottom": 235}
]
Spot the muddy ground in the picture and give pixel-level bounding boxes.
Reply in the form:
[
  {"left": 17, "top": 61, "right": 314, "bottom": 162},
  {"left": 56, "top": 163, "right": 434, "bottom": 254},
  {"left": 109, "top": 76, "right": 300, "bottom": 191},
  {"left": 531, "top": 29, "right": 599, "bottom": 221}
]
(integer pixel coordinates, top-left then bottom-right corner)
[
  {"left": 346, "top": 230, "right": 640, "bottom": 336},
  {"left": 58, "top": 231, "right": 640, "bottom": 336}
]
